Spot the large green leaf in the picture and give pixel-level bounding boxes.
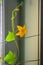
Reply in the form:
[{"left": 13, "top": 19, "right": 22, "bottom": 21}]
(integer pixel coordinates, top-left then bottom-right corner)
[
  {"left": 4, "top": 51, "right": 16, "bottom": 64},
  {"left": 6, "top": 31, "right": 16, "bottom": 42}
]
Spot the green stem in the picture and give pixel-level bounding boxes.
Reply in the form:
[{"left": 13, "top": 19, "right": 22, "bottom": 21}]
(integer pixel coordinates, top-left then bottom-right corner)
[
  {"left": 15, "top": 41, "right": 19, "bottom": 57},
  {"left": 11, "top": 14, "right": 14, "bottom": 32},
  {"left": 11, "top": 13, "right": 17, "bottom": 32},
  {"left": 11, "top": 2, "right": 23, "bottom": 63},
  {"left": 12, "top": 1, "right": 23, "bottom": 13},
  {"left": 11, "top": 1, "right": 23, "bottom": 32}
]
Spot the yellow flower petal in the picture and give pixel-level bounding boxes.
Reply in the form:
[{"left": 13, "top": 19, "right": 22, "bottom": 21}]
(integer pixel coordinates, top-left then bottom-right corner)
[
  {"left": 23, "top": 25, "right": 26, "bottom": 29},
  {"left": 20, "top": 32, "right": 24, "bottom": 37},
  {"left": 23, "top": 25, "right": 28, "bottom": 34},
  {"left": 16, "top": 25, "right": 28, "bottom": 37},
  {"left": 17, "top": 26, "right": 22, "bottom": 31},
  {"left": 16, "top": 31, "right": 25, "bottom": 37},
  {"left": 25, "top": 30, "right": 28, "bottom": 34},
  {"left": 16, "top": 32, "right": 20, "bottom": 36}
]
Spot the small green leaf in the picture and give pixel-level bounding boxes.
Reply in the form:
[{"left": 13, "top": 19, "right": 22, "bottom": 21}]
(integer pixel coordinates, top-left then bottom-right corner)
[
  {"left": 4, "top": 51, "right": 16, "bottom": 64},
  {"left": 6, "top": 31, "right": 16, "bottom": 42}
]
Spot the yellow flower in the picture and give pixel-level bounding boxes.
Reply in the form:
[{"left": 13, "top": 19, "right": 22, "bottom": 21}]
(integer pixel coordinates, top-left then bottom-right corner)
[{"left": 16, "top": 25, "right": 28, "bottom": 37}]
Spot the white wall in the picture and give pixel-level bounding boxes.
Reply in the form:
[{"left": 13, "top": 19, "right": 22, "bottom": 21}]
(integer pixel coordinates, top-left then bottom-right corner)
[{"left": 25, "top": 0, "right": 41, "bottom": 65}]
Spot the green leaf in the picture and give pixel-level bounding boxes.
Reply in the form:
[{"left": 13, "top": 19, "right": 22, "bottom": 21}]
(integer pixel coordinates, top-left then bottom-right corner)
[
  {"left": 6, "top": 31, "right": 16, "bottom": 42},
  {"left": 4, "top": 51, "right": 16, "bottom": 64}
]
